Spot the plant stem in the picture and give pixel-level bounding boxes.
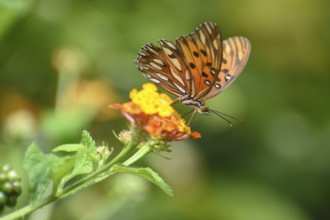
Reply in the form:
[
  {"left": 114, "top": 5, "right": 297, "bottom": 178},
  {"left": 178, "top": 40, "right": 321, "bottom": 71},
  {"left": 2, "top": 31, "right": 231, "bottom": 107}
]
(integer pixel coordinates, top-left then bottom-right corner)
[
  {"left": 0, "top": 141, "right": 139, "bottom": 220},
  {"left": 123, "top": 143, "right": 153, "bottom": 166}
]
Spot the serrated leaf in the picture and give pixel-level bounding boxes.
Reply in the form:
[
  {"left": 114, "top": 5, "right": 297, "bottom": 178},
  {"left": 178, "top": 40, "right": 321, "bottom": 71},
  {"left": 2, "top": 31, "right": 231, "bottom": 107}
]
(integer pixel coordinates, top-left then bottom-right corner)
[
  {"left": 112, "top": 164, "right": 173, "bottom": 197},
  {"left": 81, "top": 130, "right": 96, "bottom": 151},
  {"left": 54, "top": 131, "right": 98, "bottom": 188},
  {"left": 64, "top": 147, "right": 94, "bottom": 181},
  {"left": 23, "top": 143, "right": 59, "bottom": 202}
]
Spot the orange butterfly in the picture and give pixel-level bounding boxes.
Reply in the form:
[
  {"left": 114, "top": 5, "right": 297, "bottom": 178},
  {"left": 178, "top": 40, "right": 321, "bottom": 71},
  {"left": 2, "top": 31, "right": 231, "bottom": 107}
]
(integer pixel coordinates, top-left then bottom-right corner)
[{"left": 135, "top": 22, "right": 250, "bottom": 121}]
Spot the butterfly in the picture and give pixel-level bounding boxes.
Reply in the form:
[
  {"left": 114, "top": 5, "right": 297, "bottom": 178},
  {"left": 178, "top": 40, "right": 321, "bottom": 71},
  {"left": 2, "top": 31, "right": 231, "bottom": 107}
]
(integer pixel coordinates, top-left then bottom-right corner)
[{"left": 135, "top": 22, "right": 251, "bottom": 120}]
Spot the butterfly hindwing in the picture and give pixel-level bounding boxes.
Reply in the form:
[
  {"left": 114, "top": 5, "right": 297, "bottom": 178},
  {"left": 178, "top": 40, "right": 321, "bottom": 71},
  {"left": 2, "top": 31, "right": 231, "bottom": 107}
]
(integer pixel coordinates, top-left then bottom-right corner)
[{"left": 203, "top": 36, "right": 251, "bottom": 100}]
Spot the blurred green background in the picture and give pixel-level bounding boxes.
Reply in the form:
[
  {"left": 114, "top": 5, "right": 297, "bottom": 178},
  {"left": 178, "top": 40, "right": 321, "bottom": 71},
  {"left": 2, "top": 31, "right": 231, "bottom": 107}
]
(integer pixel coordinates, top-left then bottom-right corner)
[{"left": 0, "top": 0, "right": 329, "bottom": 219}]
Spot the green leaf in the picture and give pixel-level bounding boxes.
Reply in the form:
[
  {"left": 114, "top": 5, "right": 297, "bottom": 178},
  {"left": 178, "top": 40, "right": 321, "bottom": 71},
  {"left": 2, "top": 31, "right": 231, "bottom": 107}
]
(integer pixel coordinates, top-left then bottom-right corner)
[
  {"left": 81, "top": 130, "right": 96, "bottom": 151},
  {"left": 65, "top": 148, "right": 94, "bottom": 181},
  {"left": 52, "top": 144, "right": 84, "bottom": 153},
  {"left": 23, "top": 143, "right": 59, "bottom": 202},
  {"left": 52, "top": 131, "right": 98, "bottom": 188},
  {"left": 52, "top": 155, "right": 76, "bottom": 192},
  {"left": 112, "top": 164, "right": 173, "bottom": 197}
]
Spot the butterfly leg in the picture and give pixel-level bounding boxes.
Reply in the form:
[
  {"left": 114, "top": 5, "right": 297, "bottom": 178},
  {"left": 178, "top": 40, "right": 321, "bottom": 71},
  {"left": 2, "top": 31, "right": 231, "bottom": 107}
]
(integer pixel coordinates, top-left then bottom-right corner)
[
  {"left": 186, "top": 109, "right": 197, "bottom": 126},
  {"left": 170, "top": 98, "right": 180, "bottom": 106}
]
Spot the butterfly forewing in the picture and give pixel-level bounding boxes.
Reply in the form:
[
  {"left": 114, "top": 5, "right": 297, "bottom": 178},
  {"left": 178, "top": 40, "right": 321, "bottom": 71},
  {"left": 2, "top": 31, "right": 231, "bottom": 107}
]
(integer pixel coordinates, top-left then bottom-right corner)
[
  {"left": 176, "top": 22, "right": 223, "bottom": 99},
  {"left": 135, "top": 42, "right": 190, "bottom": 97},
  {"left": 203, "top": 36, "right": 251, "bottom": 100}
]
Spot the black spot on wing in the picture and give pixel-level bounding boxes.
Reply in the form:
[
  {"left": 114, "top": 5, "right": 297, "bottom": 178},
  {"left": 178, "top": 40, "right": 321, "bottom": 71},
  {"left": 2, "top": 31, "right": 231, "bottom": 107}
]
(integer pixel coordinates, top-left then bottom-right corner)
[
  {"left": 189, "top": 63, "right": 196, "bottom": 69},
  {"left": 200, "top": 49, "right": 207, "bottom": 56}
]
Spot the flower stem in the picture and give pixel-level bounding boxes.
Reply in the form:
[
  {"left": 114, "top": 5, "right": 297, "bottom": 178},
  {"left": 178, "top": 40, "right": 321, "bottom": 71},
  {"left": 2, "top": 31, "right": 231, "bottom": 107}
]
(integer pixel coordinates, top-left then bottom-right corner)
[
  {"left": 0, "top": 141, "right": 139, "bottom": 220},
  {"left": 123, "top": 143, "right": 153, "bottom": 166}
]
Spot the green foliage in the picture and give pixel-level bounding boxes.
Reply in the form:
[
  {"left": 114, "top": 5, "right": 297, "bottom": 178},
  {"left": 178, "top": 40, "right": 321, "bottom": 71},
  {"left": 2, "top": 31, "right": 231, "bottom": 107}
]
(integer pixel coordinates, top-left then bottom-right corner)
[
  {"left": 23, "top": 143, "right": 61, "bottom": 202},
  {"left": 112, "top": 164, "right": 173, "bottom": 197},
  {"left": 52, "top": 131, "right": 98, "bottom": 188},
  {"left": 23, "top": 130, "right": 99, "bottom": 202}
]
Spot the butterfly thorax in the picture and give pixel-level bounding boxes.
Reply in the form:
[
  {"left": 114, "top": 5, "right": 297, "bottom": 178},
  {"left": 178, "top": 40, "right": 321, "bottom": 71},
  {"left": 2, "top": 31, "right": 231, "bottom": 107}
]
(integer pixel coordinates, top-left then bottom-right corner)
[{"left": 180, "top": 94, "right": 212, "bottom": 115}]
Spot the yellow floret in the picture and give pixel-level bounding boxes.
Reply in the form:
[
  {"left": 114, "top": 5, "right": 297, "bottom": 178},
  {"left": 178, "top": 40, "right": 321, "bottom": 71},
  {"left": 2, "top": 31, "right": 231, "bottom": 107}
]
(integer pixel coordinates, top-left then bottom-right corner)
[{"left": 130, "top": 83, "right": 175, "bottom": 117}]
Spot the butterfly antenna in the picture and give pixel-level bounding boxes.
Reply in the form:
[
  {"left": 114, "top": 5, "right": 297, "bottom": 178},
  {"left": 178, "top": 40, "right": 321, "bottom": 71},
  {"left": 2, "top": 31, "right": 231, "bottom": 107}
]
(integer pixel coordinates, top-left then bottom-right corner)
[
  {"left": 218, "top": 111, "right": 244, "bottom": 124},
  {"left": 209, "top": 109, "right": 233, "bottom": 126},
  {"left": 208, "top": 110, "right": 243, "bottom": 126}
]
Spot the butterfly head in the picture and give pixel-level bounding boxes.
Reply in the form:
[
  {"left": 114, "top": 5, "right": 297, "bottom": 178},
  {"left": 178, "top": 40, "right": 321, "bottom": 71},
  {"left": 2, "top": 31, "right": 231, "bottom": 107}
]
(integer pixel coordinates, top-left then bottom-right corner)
[
  {"left": 195, "top": 104, "right": 212, "bottom": 115},
  {"left": 180, "top": 96, "right": 212, "bottom": 115}
]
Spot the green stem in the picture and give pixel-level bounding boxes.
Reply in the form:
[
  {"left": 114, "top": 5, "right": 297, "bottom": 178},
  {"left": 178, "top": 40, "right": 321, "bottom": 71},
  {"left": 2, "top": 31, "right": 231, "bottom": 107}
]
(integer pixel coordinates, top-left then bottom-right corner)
[
  {"left": 123, "top": 143, "right": 153, "bottom": 166},
  {"left": 55, "top": 141, "right": 139, "bottom": 198},
  {"left": 0, "top": 141, "right": 139, "bottom": 220}
]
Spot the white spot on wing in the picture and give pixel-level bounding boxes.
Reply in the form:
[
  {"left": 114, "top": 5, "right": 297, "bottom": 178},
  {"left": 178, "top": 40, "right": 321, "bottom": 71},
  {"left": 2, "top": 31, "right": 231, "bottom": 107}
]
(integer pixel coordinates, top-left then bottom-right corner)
[
  {"left": 212, "top": 39, "right": 218, "bottom": 49},
  {"left": 204, "top": 80, "right": 211, "bottom": 86},
  {"left": 205, "top": 23, "right": 212, "bottom": 34},
  {"left": 170, "top": 58, "right": 182, "bottom": 71},
  {"left": 185, "top": 70, "right": 190, "bottom": 80},
  {"left": 174, "top": 82, "right": 186, "bottom": 94},
  {"left": 225, "top": 75, "right": 232, "bottom": 81},
  {"left": 139, "top": 66, "right": 149, "bottom": 71},
  {"left": 163, "top": 47, "right": 172, "bottom": 55},
  {"left": 150, "top": 62, "right": 162, "bottom": 70},
  {"left": 156, "top": 73, "right": 168, "bottom": 81},
  {"left": 150, "top": 78, "right": 160, "bottom": 84},
  {"left": 199, "top": 31, "right": 206, "bottom": 44},
  {"left": 163, "top": 47, "right": 182, "bottom": 71},
  {"left": 166, "top": 41, "right": 176, "bottom": 50},
  {"left": 170, "top": 67, "right": 185, "bottom": 86},
  {"left": 153, "top": 59, "right": 164, "bottom": 65},
  {"left": 191, "top": 80, "right": 196, "bottom": 96},
  {"left": 147, "top": 46, "right": 158, "bottom": 55}
]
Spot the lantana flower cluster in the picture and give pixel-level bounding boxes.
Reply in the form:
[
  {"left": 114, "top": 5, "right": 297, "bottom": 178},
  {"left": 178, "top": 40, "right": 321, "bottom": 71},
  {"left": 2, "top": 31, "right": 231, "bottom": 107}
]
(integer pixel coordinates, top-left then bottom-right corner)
[{"left": 110, "top": 83, "right": 200, "bottom": 142}]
